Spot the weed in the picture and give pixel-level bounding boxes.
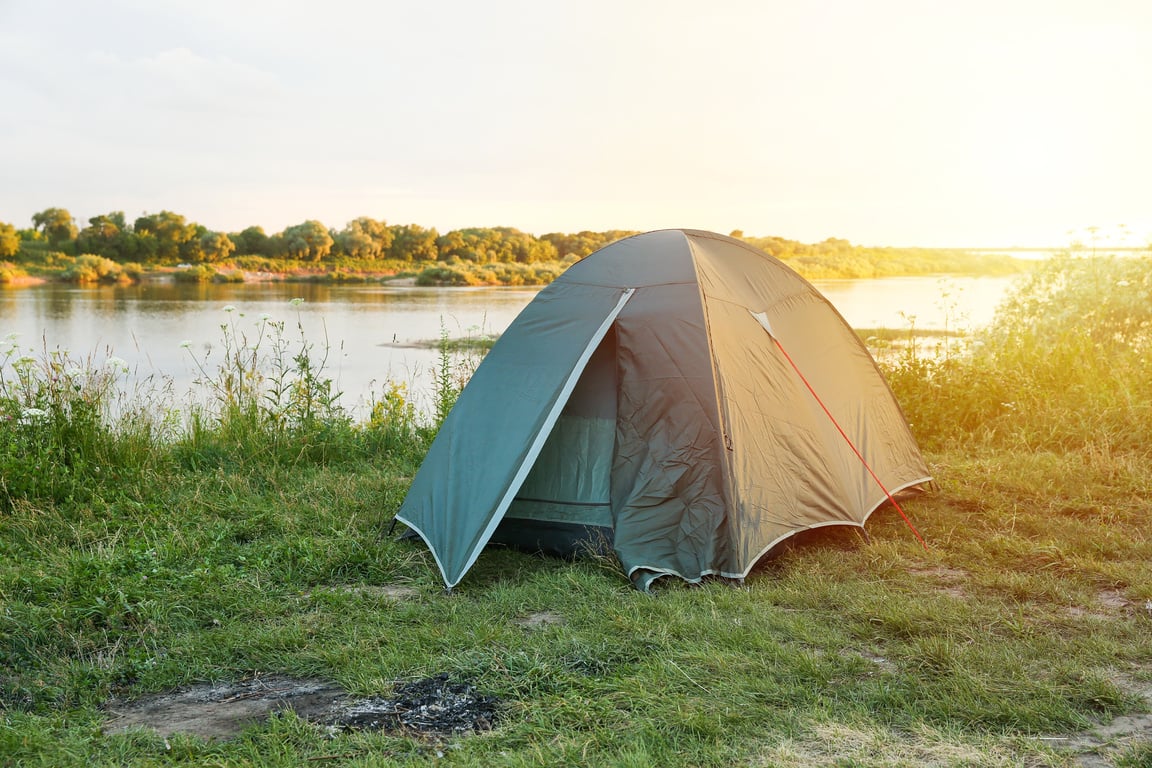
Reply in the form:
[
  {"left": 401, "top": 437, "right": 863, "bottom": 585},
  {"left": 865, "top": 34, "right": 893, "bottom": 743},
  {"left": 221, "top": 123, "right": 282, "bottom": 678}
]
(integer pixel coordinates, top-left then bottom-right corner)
[{"left": 178, "top": 302, "right": 353, "bottom": 466}]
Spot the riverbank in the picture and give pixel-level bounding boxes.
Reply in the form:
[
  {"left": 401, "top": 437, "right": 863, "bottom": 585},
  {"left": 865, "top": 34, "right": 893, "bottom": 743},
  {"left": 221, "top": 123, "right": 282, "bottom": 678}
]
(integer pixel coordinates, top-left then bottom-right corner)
[{"left": 0, "top": 252, "right": 1150, "bottom": 767}]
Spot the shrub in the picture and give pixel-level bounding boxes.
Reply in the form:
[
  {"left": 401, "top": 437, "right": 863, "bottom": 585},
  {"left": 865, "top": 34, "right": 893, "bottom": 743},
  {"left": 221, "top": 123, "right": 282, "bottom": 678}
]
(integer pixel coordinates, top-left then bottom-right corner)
[
  {"left": 360, "top": 382, "right": 428, "bottom": 463},
  {"left": 61, "top": 254, "right": 124, "bottom": 283},
  {"left": 0, "top": 262, "right": 27, "bottom": 284},
  {"left": 173, "top": 264, "right": 216, "bottom": 283}
]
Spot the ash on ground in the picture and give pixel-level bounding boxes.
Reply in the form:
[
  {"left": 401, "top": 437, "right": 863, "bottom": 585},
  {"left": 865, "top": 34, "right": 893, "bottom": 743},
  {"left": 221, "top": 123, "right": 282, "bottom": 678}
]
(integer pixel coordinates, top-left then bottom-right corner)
[{"left": 324, "top": 673, "right": 500, "bottom": 736}]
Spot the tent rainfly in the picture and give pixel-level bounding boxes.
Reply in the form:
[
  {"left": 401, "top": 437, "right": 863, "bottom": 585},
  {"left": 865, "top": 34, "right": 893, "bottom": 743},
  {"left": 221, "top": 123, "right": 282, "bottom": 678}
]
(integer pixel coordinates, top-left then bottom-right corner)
[{"left": 396, "top": 229, "right": 931, "bottom": 591}]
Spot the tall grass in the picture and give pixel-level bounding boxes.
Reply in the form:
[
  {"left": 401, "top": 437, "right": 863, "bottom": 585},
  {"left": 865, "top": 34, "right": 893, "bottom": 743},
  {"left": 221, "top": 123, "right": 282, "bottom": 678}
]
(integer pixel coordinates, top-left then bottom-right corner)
[
  {"left": 0, "top": 302, "right": 465, "bottom": 499},
  {"left": 884, "top": 251, "right": 1152, "bottom": 453},
  {"left": 0, "top": 340, "right": 173, "bottom": 509},
  {"left": 177, "top": 304, "right": 353, "bottom": 467}
]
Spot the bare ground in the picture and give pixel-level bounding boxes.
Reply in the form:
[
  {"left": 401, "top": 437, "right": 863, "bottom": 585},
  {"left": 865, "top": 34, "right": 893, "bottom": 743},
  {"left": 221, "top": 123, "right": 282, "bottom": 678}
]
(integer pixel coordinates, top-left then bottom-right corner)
[
  {"left": 103, "top": 673, "right": 500, "bottom": 741},
  {"left": 1057, "top": 665, "right": 1152, "bottom": 767}
]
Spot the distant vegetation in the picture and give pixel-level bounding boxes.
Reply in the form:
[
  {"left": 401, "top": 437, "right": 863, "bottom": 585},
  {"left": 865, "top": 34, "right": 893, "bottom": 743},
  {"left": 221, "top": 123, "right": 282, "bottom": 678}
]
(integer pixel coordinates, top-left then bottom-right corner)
[{"left": 0, "top": 207, "right": 1032, "bottom": 285}]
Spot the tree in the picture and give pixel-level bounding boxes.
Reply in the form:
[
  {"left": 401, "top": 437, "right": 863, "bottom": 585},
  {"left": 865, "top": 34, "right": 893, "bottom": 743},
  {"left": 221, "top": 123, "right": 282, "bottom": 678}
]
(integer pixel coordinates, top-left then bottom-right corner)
[
  {"left": 436, "top": 227, "right": 559, "bottom": 265},
  {"left": 387, "top": 224, "right": 439, "bottom": 262},
  {"left": 198, "top": 231, "right": 235, "bottom": 263},
  {"left": 134, "top": 211, "right": 198, "bottom": 261},
  {"left": 337, "top": 217, "right": 393, "bottom": 260},
  {"left": 77, "top": 212, "right": 132, "bottom": 260},
  {"left": 31, "top": 207, "right": 78, "bottom": 246},
  {"left": 540, "top": 230, "right": 638, "bottom": 261},
  {"left": 436, "top": 230, "right": 468, "bottom": 260},
  {"left": 179, "top": 224, "right": 211, "bottom": 262},
  {"left": 280, "top": 220, "right": 333, "bottom": 262},
  {"left": 231, "top": 226, "right": 270, "bottom": 256},
  {"left": 0, "top": 222, "right": 19, "bottom": 258}
]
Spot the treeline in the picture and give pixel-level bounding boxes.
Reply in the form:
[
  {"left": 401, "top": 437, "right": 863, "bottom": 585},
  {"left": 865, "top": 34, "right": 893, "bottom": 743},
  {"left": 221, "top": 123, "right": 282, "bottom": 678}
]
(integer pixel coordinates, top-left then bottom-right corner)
[
  {"left": 735, "top": 233, "right": 1026, "bottom": 279},
  {"left": 0, "top": 208, "right": 1029, "bottom": 279},
  {"left": 0, "top": 207, "right": 639, "bottom": 266}
]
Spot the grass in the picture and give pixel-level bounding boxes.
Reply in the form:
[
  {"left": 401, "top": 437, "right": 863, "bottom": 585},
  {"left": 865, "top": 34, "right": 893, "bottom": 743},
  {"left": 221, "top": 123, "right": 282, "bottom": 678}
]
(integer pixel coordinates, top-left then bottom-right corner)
[{"left": 1, "top": 253, "right": 1150, "bottom": 766}]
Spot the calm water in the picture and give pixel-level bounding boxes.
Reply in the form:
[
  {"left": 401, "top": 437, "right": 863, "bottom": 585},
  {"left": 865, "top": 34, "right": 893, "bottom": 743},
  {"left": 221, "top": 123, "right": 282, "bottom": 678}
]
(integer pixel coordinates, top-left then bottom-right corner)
[{"left": 0, "top": 274, "right": 1020, "bottom": 414}]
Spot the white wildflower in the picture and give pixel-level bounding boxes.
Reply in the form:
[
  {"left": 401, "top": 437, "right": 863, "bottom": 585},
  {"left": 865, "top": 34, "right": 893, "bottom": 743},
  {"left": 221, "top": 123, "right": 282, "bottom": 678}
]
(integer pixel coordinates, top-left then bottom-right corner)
[
  {"left": 104, "top": 356, "right": 129, "bottom": 373},
  {"left": 180, "top": 340, "right": 193, "bottom": 349},
  {"left": 19, "top": 407, "right": 48, "bottom": 424},
  {"left": 290, "top": 297, "right": 304, "bottom": 307},
  {"left": 259, "top": 313, "right": 272, "bottom": 322},
  {"left": 223, "top": 305, "right": 236, "bottom": 313},
  {"left": 14, "top": 355, "right": 36, "bottom": 369},
  {"left": 4, "top": 332, "right": 18, "bottom": 341}
]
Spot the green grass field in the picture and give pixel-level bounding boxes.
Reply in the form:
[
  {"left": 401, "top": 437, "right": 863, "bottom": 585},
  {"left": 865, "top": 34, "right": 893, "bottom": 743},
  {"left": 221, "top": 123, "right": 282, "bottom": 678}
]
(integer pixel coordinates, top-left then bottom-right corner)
[{"left": 1, "top": 254, "right": 1149, "bottom": 766}]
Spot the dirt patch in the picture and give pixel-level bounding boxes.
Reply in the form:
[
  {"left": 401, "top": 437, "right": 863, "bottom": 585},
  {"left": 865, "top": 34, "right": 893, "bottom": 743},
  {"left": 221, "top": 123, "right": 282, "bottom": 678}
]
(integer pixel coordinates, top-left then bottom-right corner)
[
  {"left": 1064, "top": 590, "right": 1148, "bottom": 621},
  {"left": 855, "top": 650, "right": 895, "bottom": 672},
  {"left": 1, "top": 275, "right": 47, "bottom": 287},
  {"left": 103, "top": 676, "right": 345, "bottom": 740},
  {"left": 1049, "top": 666, "right": 1152, "bottom": 767},
  {"left": 515, "top": 611, "right": 565, "bottom": 629},
  {"left": 325, "top": 584, "right": 420, "bottom": 601},
  {"left": 103, "top": 674, "right": 500, "bottom": 741},
  {"left": 1095, "top": 589, "right": 1131, "bottom": 611},
  {"left": 1064, "top": 605, "right": 1112, "bottom": 621}
]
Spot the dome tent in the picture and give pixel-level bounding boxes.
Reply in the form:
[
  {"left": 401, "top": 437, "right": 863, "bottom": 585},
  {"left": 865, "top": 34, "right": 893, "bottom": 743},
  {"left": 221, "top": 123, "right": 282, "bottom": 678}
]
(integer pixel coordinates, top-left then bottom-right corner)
[{"left": 396, "top": 230, "right": 930, "bottom": 591}]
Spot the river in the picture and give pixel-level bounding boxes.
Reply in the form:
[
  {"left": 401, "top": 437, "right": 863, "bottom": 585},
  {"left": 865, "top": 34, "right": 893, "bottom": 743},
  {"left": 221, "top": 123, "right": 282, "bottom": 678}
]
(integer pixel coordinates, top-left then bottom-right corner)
[{"left": 0, "top": 274, "right": 1022, "bottom": 415}]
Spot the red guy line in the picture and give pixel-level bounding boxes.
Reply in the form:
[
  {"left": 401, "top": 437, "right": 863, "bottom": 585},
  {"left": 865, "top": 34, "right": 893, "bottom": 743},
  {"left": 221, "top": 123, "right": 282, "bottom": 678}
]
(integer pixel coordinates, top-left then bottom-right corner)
[{"left": 768, "top": 334, "right": 928, "bottom": 550}]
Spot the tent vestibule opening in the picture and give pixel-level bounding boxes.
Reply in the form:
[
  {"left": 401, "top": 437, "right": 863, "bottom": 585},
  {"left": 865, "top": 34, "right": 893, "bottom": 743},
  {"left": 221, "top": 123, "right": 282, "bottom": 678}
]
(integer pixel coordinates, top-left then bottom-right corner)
[{"left": 491, "top": 327, "right": 619, "bottom": 557}]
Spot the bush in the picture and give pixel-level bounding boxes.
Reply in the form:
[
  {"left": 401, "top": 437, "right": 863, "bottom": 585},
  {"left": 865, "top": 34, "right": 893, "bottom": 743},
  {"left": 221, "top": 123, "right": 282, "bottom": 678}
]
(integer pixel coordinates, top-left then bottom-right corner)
[
  {"left": 415, "top": 264, "right": 480, "bottom": 287},
  {"left": 173, "top": 264, "right": 217, "bottom": 283},
  {"left": 0, "top": 262, "right": 27, "bottom": 284},
  {"left": 414, "top": 259, "right": 571, "bottom": 287},
  {"left": 61, "top": 254, "right": 125, "bottom": 283}
]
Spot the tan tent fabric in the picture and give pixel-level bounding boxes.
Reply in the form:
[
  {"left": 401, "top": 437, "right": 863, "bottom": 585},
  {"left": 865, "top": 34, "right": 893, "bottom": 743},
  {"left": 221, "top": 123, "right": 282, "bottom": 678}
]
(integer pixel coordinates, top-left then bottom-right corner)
[{"left": 397, "top": 230, "right": 931, "bottom": 590}]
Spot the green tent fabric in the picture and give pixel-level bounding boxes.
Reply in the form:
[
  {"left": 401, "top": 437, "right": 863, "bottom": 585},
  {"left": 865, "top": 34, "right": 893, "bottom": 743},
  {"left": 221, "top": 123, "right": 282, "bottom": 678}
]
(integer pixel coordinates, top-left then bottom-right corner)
[{"left": 396, "top": 230, "right": 931, "bottom": 590}]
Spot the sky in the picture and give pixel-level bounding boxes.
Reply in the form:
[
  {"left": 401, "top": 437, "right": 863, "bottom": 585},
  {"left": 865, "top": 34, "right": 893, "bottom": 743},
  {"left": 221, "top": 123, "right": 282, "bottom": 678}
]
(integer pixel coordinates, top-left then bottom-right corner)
[{"left": 1, "top": 0, "right": 1150, "bottom": 248}]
